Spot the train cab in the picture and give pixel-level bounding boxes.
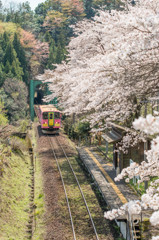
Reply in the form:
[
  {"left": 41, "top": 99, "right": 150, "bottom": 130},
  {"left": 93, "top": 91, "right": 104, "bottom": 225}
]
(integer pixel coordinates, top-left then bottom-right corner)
[{"left": 37, "top": 105, "right": 62, "bottom": 134}]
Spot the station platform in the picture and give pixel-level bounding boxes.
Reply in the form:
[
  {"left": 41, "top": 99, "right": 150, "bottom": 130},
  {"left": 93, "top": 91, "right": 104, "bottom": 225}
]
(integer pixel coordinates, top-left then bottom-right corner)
[{"left": 77, "top": 147, "right": 140, "bottom": 221}]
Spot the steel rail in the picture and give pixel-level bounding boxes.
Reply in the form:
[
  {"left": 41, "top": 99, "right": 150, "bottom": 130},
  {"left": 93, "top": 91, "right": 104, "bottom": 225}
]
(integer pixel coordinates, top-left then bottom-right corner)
[
  {"left": 48, "top": 136, "right": 76, "bottom": 240},
  {"left": 56, "top": 136, "right": 100, "bottom": 240}
]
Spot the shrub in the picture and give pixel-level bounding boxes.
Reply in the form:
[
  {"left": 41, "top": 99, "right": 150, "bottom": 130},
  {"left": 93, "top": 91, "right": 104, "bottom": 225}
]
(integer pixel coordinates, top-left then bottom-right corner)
[
  {"left": 0, "top": 78, "right": 28, "bottom": 123},
  {"left": 18, "top": 119, "right": 30, "bottom": 132},
  {"left": 0, "top": 99, "right": 8, "bottom": 126},
  {"left": 74, "top": 121, "right": 91, "bottom": 138},
  {"left": 64, "top": 117, "right": 90, "bottom": 140}
]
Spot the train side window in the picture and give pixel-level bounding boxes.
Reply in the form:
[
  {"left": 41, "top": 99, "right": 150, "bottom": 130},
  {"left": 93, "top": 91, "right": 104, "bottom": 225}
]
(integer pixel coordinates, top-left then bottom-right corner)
[
  {"left": 54, "top": 112, "right": 60, "bottom": 119},
  {"left": 43, "top": 112, "right": 48, "bottom": 119},
  {"left": 50, "top": 113, "right": 53, "bottom": 119}
]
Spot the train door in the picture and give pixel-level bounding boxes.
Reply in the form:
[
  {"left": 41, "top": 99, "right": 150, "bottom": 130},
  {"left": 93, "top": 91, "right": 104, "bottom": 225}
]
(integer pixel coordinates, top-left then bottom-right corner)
[{"left": 48, "top": 112, "right": 54, "bottom": 127}]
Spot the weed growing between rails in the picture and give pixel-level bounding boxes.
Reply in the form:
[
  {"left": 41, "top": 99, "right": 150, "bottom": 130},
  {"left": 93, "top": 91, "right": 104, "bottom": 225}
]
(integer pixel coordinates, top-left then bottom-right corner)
[{"left": 58, "top": 133, "right": 124, "bottom": 240}]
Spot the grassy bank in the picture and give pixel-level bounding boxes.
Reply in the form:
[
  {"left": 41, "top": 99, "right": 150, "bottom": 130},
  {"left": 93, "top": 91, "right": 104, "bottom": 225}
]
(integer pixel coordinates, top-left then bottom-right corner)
[
  {"left": 0, "top": 125, "right": 45, "bottom": 240},
  {"left": 0, "top": 141, "right": 31, "bottom": 239}
]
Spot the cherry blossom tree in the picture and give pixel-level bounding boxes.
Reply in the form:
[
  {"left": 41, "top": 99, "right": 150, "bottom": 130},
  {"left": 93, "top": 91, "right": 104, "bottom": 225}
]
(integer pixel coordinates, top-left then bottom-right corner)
[
  {"left": 20, "top": 29, "right": 49, "bottom": 76},
  {"left": 104, "top": 114, "right": 159, "bottom": 240},
  {"left": 38, "top": 0, "right": 159, "bottom": 127},
  {"left": 37, "top": 1, "right": 159, "bottom": 238}
]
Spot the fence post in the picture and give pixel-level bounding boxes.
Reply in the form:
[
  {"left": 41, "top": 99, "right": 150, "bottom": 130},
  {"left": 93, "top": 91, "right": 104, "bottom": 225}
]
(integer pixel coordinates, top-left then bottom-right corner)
[{"left": 79, "top": 136, "right": 81, "bottom": 146}]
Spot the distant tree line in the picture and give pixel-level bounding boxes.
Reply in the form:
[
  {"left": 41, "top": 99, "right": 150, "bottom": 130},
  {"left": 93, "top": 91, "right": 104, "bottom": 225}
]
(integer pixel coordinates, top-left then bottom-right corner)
[
  {"left": 0, "top": 31, "right": 28, "bottom": 86},
  {"left": 0, "top": 31, "right": 28, "bottom": 123},
  {"left": 0, "top": 0, "right": 124, "bottom": 70}
]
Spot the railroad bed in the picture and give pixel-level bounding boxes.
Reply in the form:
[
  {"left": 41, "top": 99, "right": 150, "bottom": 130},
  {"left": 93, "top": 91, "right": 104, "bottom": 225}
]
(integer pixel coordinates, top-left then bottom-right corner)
[
  {"left": 48, "top": 135, "right": 99, "bottom": 240},
  {"left": 37, "top": 128, "right": 119, "bottom": 240}
]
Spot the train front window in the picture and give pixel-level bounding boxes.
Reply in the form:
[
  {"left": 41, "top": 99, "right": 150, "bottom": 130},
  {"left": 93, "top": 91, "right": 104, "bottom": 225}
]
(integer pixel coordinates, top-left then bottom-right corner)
[
  {"left": 43, "top": 112, "right": 48, "bottom": 119},
  {"left": 49, "top": 113, "right": 53, "bottom": 119},
  {"left": 54, "top": 112, "right": 60, "bottom": 119}
]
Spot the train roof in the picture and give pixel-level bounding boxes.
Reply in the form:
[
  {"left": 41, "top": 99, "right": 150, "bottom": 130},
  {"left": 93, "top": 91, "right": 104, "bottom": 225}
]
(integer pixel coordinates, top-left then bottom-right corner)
[{"left": 39, "top": 105, "right": 61, "bottom": 113}]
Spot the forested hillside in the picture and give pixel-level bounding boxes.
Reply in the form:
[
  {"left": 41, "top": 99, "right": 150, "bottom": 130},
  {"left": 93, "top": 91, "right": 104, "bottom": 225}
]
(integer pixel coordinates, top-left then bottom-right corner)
[{"left": 0, "top": 0, "right": 122, "bottom": 124}]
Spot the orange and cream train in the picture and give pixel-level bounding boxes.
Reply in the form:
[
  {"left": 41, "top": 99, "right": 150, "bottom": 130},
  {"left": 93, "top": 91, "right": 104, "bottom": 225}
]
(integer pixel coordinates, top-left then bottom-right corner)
[{"left": 36, "top": 105, "right": 62, "bottom": 134}]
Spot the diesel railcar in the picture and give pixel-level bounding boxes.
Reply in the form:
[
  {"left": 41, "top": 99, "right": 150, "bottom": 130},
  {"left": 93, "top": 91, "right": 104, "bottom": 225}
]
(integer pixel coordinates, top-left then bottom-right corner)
[{"left": 36, "top": 105, "right": 62, "bottom": 134}]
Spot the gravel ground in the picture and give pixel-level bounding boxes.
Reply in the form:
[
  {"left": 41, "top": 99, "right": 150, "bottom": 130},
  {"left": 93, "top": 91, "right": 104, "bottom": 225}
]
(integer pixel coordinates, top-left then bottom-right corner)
[
  {"left": 36, "top": 126, "right": 122, "bottom": 240},
  {"left": 37, "top": 127, "right": 73, "bottom": 240}
]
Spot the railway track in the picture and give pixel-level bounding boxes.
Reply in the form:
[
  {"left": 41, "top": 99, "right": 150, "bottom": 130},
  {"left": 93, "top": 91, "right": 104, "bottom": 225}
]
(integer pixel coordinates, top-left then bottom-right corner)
[{"left": 48, "top": 134, "right": 100, "bottom": 240}]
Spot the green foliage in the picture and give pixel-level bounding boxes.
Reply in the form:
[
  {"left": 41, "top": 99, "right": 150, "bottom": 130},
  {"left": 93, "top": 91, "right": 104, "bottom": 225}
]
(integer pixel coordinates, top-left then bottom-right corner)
[
  {"left": 46, "top": 31, "right": 68, "bottom": 68},
  {"left": 0, "top": 1, "right": 3, "bottom": 21},
  {"left": 46, "top": 39, "right": 57, "bottom": 69},
  {"left": 0, "top": 21, "right": 19, "bottom": 37},
  {"left": 35, "top": 2, "right": 48, "bottom": 17},
  {"left": 129, "top": 179, "right": 146, "bottom": 195},
  {"left": 34, "top": 0, "right": 124, "bottom": 70},
  {"left": 1, "top": 32, "right": 24, "bottom": 81},
  {"left": 1, "top": 1, "right": 34, "bottom": 31},
  {"left": 0, "top": 63, "right": 6, "bottom": 87},
  {"left": 64, "top": 118, "right": 90, "bottom": 139},
  {"left": 0, "top": 99, "right": 8, "bottom": 126},
  {"left": 1, "top": 31, "right": 10, "bottom": 50},
  {"left": 56, "top": 42, "right": 64, "bottom": 64},
  {"left": 13, "top": 33, "right": 29, "bottom": 83},
  {"left": 83, "top": 0, "right": 95, "bottom": 18},
  {"left": 35, "top": 0, "right": 85, "bottom": 69},
  {"left": 44, "top": 10, "right": 67, "bottom": 28},
  {"left": 0, "top": 30, "right": 31, "bottom": 85},
  {"left": 0, "top": 0, "right": 126, "bottom": 126},
  {"left": 1, "top": 0, "right": 124, "bottom": 74},
  {"left": 0, "top": 78, "right": 28, "bottom": 123},
  {"left": 0, "top": 144, "right": 31, "bottom": 239},
  {"left": 74, "top": 121, "right": 91, "bottom": 137},
  {"left": 18, "top": 119, "right": 30, "bottom": 132},
  {"left": 93, "top": 0, "right": 124, "bottom": 10},
  {"left": 10, "top": 136, "right": 28, "bottom": 153},
  {"left": 98, "top": 144, "right": 114, "bottom": 160}
]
